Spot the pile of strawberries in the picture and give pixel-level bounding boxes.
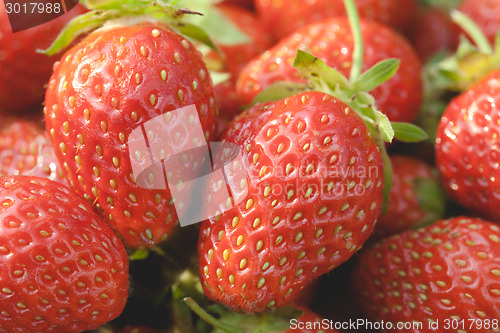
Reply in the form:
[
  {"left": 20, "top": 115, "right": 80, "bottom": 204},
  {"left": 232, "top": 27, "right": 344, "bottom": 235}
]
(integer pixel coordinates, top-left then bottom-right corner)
[{"left": 0, "top": 0, "right": 499, "bottom": 332}]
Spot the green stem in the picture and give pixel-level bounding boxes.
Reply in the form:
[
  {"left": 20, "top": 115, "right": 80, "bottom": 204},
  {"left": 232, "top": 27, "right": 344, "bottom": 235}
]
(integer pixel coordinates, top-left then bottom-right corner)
[
  {"left": 451, "top": 9, "right": 493, "bottom": 54},
  {"left": 344, "top": 0, "right": 364, "bottom": 82},
  {"left": 183, "top": 297, "right": 239, "bottom": 333}
]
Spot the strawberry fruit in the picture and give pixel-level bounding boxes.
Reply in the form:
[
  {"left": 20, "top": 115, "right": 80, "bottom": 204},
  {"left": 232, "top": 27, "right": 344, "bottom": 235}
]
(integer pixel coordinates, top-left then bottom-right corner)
[
  {"left": 353, "top": 217, "right": 500, "bottom": 332},
  {"left": 44, "top": 20, "right": 217, "bottom": 248},
  {"left": 0, "top": 176, "right": 129, "bottom": 332},
  {"left": 198, "top": 91, "right": 384, "bottom": 312},
  {"left": 436, "top": 69, "right": 500, "bottom": 222}
]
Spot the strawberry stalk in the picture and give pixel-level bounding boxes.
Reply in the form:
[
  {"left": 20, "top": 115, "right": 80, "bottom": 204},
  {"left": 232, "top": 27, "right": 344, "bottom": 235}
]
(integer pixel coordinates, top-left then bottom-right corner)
[{"left": 253, "top": 0, "right": 428, "bottom": 210}]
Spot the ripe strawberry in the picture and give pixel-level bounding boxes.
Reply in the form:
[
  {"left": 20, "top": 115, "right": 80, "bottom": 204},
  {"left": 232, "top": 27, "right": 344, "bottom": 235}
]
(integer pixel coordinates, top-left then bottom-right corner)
[
  {"left": 0, "top": 117, "right": 66, "bottom": 183},
  {"left": 0, "top": 176, "right": 129, "bottom": 332},
  {"left": 207, "top": 3, "right": 273, "bottom": 119},
  {"left": 374, "top": 155, "right": 445, "bottom": 239},
  {"left": 353, "top": 217, "right": 500, "bottom": 332},
  {"left": 198, "top": 91, "right": 384, "bottom": 312},
  {"left": 0, "top": 2, "right": 86, "bottom": 112},
  {"left": 435, "top": 69, "right": 500, "bottom": 222},
  {"left": 409, "top": 7, "right": 460, "bottom": 62},
  {"left": 255, "top": 0, "right": 418, "bottom": 41},
  {"left": 458, "top": 0, "right": 500, "bottom": 45},
  {"left": 44, "top": 22, "right": 218, "bottom": 248},
  {"left": 237, "top": 17, "right": 423, "bottom": 123}
]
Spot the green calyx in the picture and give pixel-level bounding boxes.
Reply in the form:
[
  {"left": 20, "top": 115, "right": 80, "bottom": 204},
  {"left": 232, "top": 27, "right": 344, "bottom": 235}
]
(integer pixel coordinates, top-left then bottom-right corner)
[
  {"left": 252, "top": 0, "right": 428, "bottom": 211},
  {"left": 41, "top": 0, "right": 249, "bottom": 56},
  {"left": 412, "top": 174, "right": 447, "bottom": 229},
  {"left": 184, "top": 297, "right": 302, "bottom": 333},
  {"left": 427, "top": 10, "right": 500, "bottom": 93}
]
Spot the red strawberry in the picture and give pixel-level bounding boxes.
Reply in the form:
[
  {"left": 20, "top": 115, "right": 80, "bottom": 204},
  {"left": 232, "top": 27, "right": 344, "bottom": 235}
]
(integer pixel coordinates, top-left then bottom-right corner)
[
  {"left": 207, "top": 3, "right": 273, "bottom": 119},
  {"left": 237, "top": 17, "right": 423, "bottom": 123},
  {"left": 435, "top": 69, "right": 500, "bottom": 222},
  {"left": 0, "top": 176, "right": 129, "bottom": 332},
  {"left": 0, "top": 2, "right": 86, "bottom": 112},
  {"left": 374, "top": 155, "right": 445, "bottom": 239},
  {"left": 44, "top": 22, "right": 218, "bottom": 248},
  {"left": 255, "top": 0, "right": 418, "bottom": 41},
  {"left": 198, "top": 91, "right": 384, "bottom": 312},
  {"left": 0, "top": 117, "right": 66, "bottom": 183},
  {"left": 458, "top": 0, "right": 500, "bottom": 45},
  {"left": 353, "top": 217, "right": 500, "bottom": 332},
  {"left": 409, "top": 7, "right": 460, "bottom": 62}
]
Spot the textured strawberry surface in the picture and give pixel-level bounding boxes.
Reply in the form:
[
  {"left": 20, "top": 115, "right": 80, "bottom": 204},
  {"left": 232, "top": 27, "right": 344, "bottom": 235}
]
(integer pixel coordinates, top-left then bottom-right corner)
[
  {"left": 0, "top": 176, "right": 129, "bottom": 332},
  {"left": 199, "top": 91, "right": 383, "bottom": 312},
  {"left": 375, "top": 155, "right": 439, "bottom": 239},
  {"left": 436, "top": 70, "right": 500, "bottom": 223},
  {"left": 237, "top": 17, "right": 423, "bottom": 123},
  {"left": 0, "top": 3, "right": 86, "bottom": 112},
  {"left": 255, "top": 0, "right": 418, "bottom": 40},
  {"left": 0, "top": 118, "right": 66, "bottom": 183},
  {"left": 354, "top": 217, "right": 500, "bottom": 333},
  {"left": 44, "top": 23, "right": 217, "bottom": 248}
]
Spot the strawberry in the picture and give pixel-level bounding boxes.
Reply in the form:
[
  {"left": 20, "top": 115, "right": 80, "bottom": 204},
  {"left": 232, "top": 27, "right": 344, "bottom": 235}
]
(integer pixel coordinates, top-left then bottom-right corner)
[
  {"left": 458, "top": 0, "right": 500, "bottom": 45},
  {"left": 198, "top": 91, "right": 384, "bottom": 312},
  {"left": 0, "top": 2, "right": 86, "bottom": 112},
  {"left": 0, "top": 176, "right": 129, "bottom": 332},
  {"left": 0, "top": 117, "right": 66, "bottom": 183},
  {"left": 374, "top": 155, "right": 445, "bottom": 239},
  {"left": 409, "top": 7, "right": 460, "bottom": 62},
  {"left": 255, "top": 0, "right": 418, "bottom": 41},
  {"left": 353, "top": 217, "right": 500, "bottom": 332},
  {"left": 435, "top": 69, "right": 500, "bottom": 222},
  {"left": 44, "top": 19, "right": 218, "bottom": 248},
  {"left": 236, "top": 17, "right": 423, "bottom": 123}
]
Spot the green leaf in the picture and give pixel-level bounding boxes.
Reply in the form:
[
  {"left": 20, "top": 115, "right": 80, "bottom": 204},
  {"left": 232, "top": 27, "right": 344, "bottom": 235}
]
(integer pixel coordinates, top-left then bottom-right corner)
[
  {"left": 172, "top": 21, "right": 218, "bottom": 50},
  {"left": 174, "top": 0, "right": 250, "bottom": 45},
  {"left": 392, "top": 122, "right": 429, "bottom": 142},
  {"left": 293, "top": 50, "right": 350, "bottom": 90},
  {"left": 352, "top": 59, "right": 400, "bottom": 92},
  {"left": 41, "top": 10, "right": 112, "bottom": 55},
  {"left": 413, "top": 176, "right": 446, "bottom": 224},
  {"left": 129, "top": 248, "right": 149, "bottom": 260},
  {"left": 252, "top": 81, "right": 309, "bottom": 104}
]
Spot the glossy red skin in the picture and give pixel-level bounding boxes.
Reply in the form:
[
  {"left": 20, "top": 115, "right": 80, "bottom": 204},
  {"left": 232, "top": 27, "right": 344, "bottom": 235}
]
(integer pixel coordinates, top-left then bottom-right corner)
[
  {"left": 237, "top": 17, "right": 423, "bottom": 123},
  {"left": 255, "top": 0, "right": 418, "bottom": 41},
  {"left": 0, "top": 176, "right": 129, "bottom": 332},
  {"left": 0, "top": 118, "right": 66, "bottom": 183},
  {"left": 436, "top": 70, "right": 500, "bottom": 223},
  {"left": 44, "top": 23, "right": 217, "bottom": 248},
  {"left": 286, "top": 307, "right": 339, "bottom": 333},
  {"left": 353, "top": 217, "right": 500, "bottom": 333},
  {"left": 209, "top": 3, "right": 273, "bottom": 119},
  {"left": 0, "top": 2, "right": 86, "bottom": 112},
  {"left": 409, "top": 8, "right": 460, "bottom": 62},
  {"left": 199, "top": 91, "right": 383, "bottom": 313},
  {"left": 375, "top": 155, "right": 439, "bottom": 239},
  {"left": 459, "top": 0, "right": 500, "bottom": 45}
]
